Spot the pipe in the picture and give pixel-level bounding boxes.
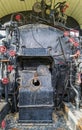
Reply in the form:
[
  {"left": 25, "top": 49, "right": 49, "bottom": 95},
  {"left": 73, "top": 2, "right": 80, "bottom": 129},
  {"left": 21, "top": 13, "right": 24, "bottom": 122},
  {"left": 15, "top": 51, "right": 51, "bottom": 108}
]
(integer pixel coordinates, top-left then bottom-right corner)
[
  {"left": 0, "top": 81, "right": 2, "bottom": 100},
  {"left": 4, "top": 63, "right": 8, "bottom": 102},
  {"left": 51, "top": 0, "right": 55, "bottom": 10},
  {"left": 70, "top": 63, "right": 80, "bottom": 110},
  {"left": 5, "top": 85, "right": 8, "bottom": 102},
  {"left": 0, "top": 62, "right": 3, "bottom": 100}
]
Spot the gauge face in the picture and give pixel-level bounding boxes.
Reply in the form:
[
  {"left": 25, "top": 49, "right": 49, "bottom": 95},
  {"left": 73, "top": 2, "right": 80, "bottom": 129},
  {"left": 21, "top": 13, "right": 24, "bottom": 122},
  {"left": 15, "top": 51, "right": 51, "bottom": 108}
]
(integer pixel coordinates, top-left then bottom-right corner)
[
  {"left": 45, "top": 0, "right": 52, "bottom": 6},
  {"left": 33, "top": 2, "right": 42, "bottom": 13}
]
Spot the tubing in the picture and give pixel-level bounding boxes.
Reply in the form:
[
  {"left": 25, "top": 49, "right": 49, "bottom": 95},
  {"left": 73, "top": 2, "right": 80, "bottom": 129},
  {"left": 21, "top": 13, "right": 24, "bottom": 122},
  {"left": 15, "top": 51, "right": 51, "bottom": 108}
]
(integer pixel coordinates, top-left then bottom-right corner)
[{"left": 70, "top": 63, "right": 80, "bottom": 110}]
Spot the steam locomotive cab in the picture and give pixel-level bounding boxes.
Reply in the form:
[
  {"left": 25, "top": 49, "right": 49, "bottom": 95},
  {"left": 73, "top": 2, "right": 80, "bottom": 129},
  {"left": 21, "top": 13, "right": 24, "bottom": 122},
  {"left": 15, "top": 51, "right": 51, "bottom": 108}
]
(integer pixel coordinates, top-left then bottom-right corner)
[{"left": 0, "top": 1, "right": 82, "bottom": 129}]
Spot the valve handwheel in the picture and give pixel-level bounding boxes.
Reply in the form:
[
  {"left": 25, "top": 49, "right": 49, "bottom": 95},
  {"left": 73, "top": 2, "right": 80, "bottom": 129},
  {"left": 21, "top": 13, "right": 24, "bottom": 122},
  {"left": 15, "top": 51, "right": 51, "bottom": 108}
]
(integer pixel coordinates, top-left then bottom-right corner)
[
  {"left": 0, "top": 46, "right": 7, "bottom": 53},
  {"left": 11, "top": 13, "right": 25, "bottom": 25},
  {"left": 2, "top": 78, "right": 9, "bottom": 84},
  {"left": 9, "top": 50, "right": 16, "bottom": 57}
]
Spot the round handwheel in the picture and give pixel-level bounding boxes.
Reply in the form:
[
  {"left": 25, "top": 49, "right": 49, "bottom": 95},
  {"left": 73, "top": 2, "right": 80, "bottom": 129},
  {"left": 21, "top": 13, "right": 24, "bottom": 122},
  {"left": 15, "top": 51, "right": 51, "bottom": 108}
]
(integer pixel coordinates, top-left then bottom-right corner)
[
  {"left": 9, "top": 50, "right": 16, "bottom": 57},
  {"left": 0, "top": 46, "right": 7, "bottom": 53},
  {"left": 2, "top": 78, "right": 9, "bottom": 84},
  {"left": 11, "top": 13, "right": 25, "bottom": 25}
]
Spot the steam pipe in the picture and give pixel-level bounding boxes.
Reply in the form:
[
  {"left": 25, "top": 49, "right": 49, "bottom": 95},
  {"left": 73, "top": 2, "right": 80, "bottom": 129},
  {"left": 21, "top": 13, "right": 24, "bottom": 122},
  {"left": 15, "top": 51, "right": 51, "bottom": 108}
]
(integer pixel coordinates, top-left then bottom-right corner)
[
  {"left": 4, "top": 63, "right": 8, "bottom": 102},
  {"left": 5, "top": 85, "right": 8, "bottom": 102},
  {"left": 0, "top": 81, "right": 2, "bottom": 100},
  {"left": 70, "top": 63, "right": 80, "bottom": 110},
  {"left": 0, "top": 62, "right": 3, "bottom": 100},
  {"left": 51, "top": 0, "right": 55, "bottom": 10}
]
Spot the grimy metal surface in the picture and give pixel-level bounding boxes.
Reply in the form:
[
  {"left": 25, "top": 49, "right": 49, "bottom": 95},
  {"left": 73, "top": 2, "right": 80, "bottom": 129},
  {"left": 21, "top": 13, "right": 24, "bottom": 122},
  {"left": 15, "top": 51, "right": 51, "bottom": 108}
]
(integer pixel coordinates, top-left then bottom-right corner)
[
  {"left": 5, "top": 111, "right": 70, "bottom": 130},
  {"left": 19, "top": 65, "right": 53, "bottom": 122},
  {"left": 0, "top": 5, "right": 81, "bottom": 128}
]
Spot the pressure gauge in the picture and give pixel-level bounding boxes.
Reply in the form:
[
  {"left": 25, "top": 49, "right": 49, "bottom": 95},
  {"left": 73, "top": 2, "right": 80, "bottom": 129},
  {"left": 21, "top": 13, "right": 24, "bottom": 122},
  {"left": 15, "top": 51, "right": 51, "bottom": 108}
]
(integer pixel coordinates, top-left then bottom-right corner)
[
  {"left": 45, "top": 0, "right": 51, "bottom": 6},
  {"left": 33, "top": 2, "right": 42, "bottom": 13}
]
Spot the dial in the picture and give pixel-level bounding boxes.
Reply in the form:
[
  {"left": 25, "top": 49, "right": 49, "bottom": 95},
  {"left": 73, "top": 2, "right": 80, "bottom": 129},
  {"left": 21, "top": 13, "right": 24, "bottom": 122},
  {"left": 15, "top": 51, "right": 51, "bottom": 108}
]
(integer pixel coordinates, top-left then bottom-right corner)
[{"left": 45, "top": 0, "right": 52, "bottom": 6}]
